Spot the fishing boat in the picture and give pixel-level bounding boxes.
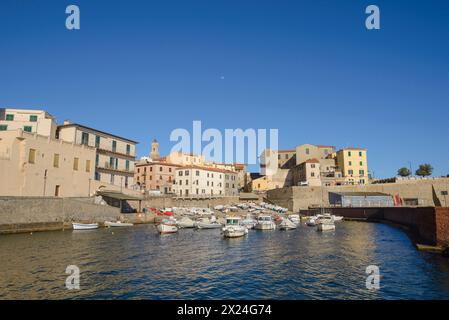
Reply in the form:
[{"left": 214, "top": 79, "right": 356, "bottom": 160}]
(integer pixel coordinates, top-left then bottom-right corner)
[
  {"left": 104, "top": 221, "right": 134, "bottom": 227},
  {"left": 195, "top": 216, "right": 222, "bottom": 229},
  {"left": 222, "top": 217, "right": 248, "bottom": 238},
  {"left": 316, "top": 214, "right": 336, "bottom": 232},
  {"left": 157, "top": 218, "right": 178, "bottom": 234},
  {"left": 72, "top": 222, "right": 99, "bottom": 230},
  {"left": 288, "top": 214, "right": 300, "bottom": 225},
  {"left": 242, "top": 214, "right": 256, "bottom": 229},
  {"left": 255, "top": 215, "right": 276, "bottom": 230},
  {"left": 177, "top": 216, "right": 195, "bottom": 228},
  {"left": 306, "top": 216, "right": 317, "bottom": 226},
  {"left": 279, "top": 218, "right": 297, "bottom": 230}
]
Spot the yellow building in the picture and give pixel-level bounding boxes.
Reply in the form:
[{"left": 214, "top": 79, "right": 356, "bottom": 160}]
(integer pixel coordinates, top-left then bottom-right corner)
[{"left": 335, "top": 148, "right": 368, "bottom": 185}]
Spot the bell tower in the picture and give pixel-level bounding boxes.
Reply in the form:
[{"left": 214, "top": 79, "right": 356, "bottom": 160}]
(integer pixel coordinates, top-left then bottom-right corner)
[{"left": 150, "top": 139, "right": 159, "bottom": 160}]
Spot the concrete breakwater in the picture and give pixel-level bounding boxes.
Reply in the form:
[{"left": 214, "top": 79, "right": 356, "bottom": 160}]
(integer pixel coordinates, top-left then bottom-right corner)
[{"left": 0, "top": 196, "right": 154, "bottom": 234}]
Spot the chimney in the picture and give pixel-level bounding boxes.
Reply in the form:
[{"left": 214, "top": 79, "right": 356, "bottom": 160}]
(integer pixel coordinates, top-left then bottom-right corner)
[{"left": 63, "top": 119, "right": 71, "bottom": 125}]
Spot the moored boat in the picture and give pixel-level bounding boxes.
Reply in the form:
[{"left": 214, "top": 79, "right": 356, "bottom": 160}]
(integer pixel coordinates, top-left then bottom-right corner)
[
  {"left": 104, "top": 221, "right": 134, "bottom": 227},
  {"left": 255, "top": 215, "right": 276, "bottom": 230},
  {"left": 157, "top": 218, "right": 178, "bottom": 234},
  {"left": 72, "top": 222, "right": 99, "bottom": 230},
  {"left": 177, "top": 216, "right": 195, "bottom": 228},
  {"left": 279, "top": 218, "right": 297, "bottom": 230},
  {"left": 316, "top": 214, "right": 336, "bottom": 231},
  {"left": 222, "top": 216, "right": 248, "bottom": 238}
]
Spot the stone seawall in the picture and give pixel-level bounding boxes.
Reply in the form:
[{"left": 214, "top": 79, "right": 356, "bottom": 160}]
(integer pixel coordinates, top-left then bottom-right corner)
[
  {"left": 267, "top": 178, "right": 449, "bottom": 211},
  {"left": 142, "top": 196, "right": 247, "bottom": 209},
  {"left": 0, "top": 197, "right": 122, "bottom": 234},
  {"left": 300, "top": 206, "right": 449, "bottom": 247}
]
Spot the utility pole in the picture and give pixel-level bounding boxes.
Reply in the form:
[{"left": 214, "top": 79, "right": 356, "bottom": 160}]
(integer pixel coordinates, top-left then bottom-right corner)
[{"left": 43, "top": 169, "right": 48, "bottom": 196}]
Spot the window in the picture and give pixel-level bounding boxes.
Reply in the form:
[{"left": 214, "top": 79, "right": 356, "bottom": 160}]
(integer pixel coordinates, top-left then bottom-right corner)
[
  {"left": 311, "top": 164, "right": 315, "bottom": 168},
  {"left": 349, "top": 161, "right": 352, "bottom": 166},
  {"left": 126, "top": 160, "right": 130, "bottom": 171},
  {"left": 23, "top": 126, "right": 32, "bottom": 132},
  {"left": 186, "top": 180, "right": 188, "bottom": 185},
  {"left": 86, "top": 160, "right": 91, "bottom": 172},
  {"left": 348, "top": 151, "right": 352, "bottom": 157},
  {"left": 285, "top": 154, "right": 288, "bottom": 159},
  {"left": 179, "top": 171, "right": 183, "bottom": 176},
  {"left": 28, "top": 149, "right": 36, "bottom": 164},
  {"left": 0, "top": 125, "right": 7, "bottom": 131},
  {"left": 81, "top": 132, "right": 89, "bottom": 145},
  {"left": 311, "top": 172, "right": 315, "bottom": 177},
  {"left": 359, "top": 161, "right": 363, "bottom": 166},
  {"left": 196, "top": 170, "right": 200, "bottom": 176},
  {"left": 348, "top": 169, "right": 354, "bottom": 175},
  {"left": 109, "top": 157, "right": 114, "bottom": 168},
  {"left": 126, "top": 144, "right": 130, "bottom": 155},
  {"left": 305, "top": 148, "right": 309, "bottom": 154},
  {"left": 73, "top": 157, "right": 79, "bottom": 171},
  {"left": 110, "top": 174, "right": 114, "bottom": 184},
  {"left": 95, "top": 154, "right": 99, "bottom": 167},
  {"left": 359, "top": 151, "right": 363, "bottom": 157},
  {"left": 112, "top": 140, "right": 117, "bottom": 152},
  {"left": 185, "top": 170, "right": 189, "bottom": 176},
  {"left": 359, "top": 170, "right": 365, "bottom": 175},
  {"left": 55, "top": 185, "right": 60, "bottom": 197},
  {"left": 169, "top": 168, "right": 172, "bottom": 173},
  {"left": 5, "top": 114, "right": 14, "bottom": 121},
  {"left": 159, "top": 166, "right": 163, "bottom": 172},
  {"left": 53, "top": 154, "right": 60, "bottom": 168},
  {"left": 95, "top": 136, "right": 101, "bottom": 148},
  {"left": 29, "top": 115, "right": 38, "bottom": 122}
]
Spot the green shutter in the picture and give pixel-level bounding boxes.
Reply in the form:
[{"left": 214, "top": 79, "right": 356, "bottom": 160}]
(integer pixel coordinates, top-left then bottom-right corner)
[
  {"left": 23, "top": 126, "right": 32, "bottom": 132},
  {"left": 29, "top": 115, "right": 38, "bottom": 122},
  {"left": 6, "top": 114, "right": 14, "bottom": 121},
  {"left": 0, "top": 125, "right": 7, "bottom": 131}
]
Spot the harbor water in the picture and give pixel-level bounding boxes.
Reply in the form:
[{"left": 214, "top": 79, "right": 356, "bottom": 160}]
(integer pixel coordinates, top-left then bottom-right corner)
[{"left": 1, "top": 221, "right": 449, "bottom": 299}]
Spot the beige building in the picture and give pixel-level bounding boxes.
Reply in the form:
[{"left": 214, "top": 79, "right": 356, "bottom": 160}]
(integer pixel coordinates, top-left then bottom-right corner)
[
  {"left": 173, "top": 165, "right": 238, "bottom": 197},
  {"left": 0, "top": 129, "right": 96, "bottom": 197},
  {"left": 57, "top": 122, "right": 138, "bottom": 189},
  {"left": 277, "top": 149, "right": 296, "bottom": 169},
  {"left": 0, "top": 108, "right": 57, "bottom": 138},
  {"left": 292, "top": 159, "right": 322, "bottom": 187},
  {"left": 135, "top": 160, "right": 182, "bottom": 194},
  {"left": 165, "top": 151, "right": 206, "bottom": 166}
]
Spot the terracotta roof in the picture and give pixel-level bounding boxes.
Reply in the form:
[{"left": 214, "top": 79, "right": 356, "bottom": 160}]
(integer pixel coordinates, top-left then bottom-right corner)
[
  {"left": 316, "top": 145, "right": 335, "bottom": 149},
  {"left": 341, "top": 147, "right": 367, "bottom": 151},
  {"left": 278, "top": 149, "right": 296, "bottom": 153},
  {"left": 136, "top": 161, "right": 183, "bottom": 167},
  {"left": 176, "top": 165, "right": 237, "bottom": 174}
]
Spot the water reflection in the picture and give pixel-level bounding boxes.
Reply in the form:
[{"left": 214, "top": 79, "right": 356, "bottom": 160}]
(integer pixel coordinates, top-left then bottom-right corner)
[{"left": 1, "top": 222, "right": 449, "bottom": 299}]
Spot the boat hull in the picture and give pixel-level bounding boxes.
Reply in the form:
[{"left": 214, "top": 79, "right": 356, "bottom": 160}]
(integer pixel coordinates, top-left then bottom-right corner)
[
  {"left": 157, "top": 223, "right": 178, "bottom": 234},
  {"left": 72, "top": 223, "right": 99, "bottom": 230},
  {"left": 223, "top": 227, "right": 248, "bottom": 238},
  {"left": 195, "top": 223, "right": 222, "bottom": 229},
  {"left": 316, "top": 223, "right": 336, "bottom": 231},
  {"left": 255, "top": 222, "right": 276, "bottom": 230},
  {"left": 104, "top": 221, "right": 133, "bottom": 227}
]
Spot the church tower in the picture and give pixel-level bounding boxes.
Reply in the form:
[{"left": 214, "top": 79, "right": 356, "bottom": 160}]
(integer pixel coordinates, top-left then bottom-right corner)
[{"left": 150, "top": 139, "right": 159, "bottom": 160}]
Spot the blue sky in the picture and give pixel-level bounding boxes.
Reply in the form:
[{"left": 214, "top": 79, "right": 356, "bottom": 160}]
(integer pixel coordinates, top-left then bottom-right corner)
[{"left": 1, "top": 0, "right": 448, "bottom": 177}]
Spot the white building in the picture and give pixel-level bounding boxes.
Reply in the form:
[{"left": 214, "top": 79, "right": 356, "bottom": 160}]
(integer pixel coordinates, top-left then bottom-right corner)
[
  {"left": 0, "top": 108, "right": 57, "bottom": 138},
  {"left": 173, "top": 165, "right": 238, "bottom": 197},
  {"left": 57, "top": 121, "right": 138, "bottom": 190}
]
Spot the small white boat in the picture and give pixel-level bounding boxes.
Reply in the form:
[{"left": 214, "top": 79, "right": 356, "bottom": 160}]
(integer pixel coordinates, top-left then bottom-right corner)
[
  {"left": 157, "top": 218, "right": 178, "bottom": 234},
  {"left": 288, "top": 214, "right": 300, "bottom": 225},
  {"left": 195, "top": 216, "right": 222, "bottom": 229},
  {"left": 279, "top": 218, "right": 297, "bottom": 230},
  {"left": 316, "top": 214, "right": 336, "bottom": 232},
  {"left": 332, "top": 215, "right": 344, "bottom": 222},
  {"left": 306, "top": 217, "right": 317, "bottom": 226},
  {"left": 222, "top": 217, "right": 248, "bottom": 238},
  {"left": 72, "top": 222, "right": 99, "bottom": 230},
  {"left": 255, "top": 215, "right": 276, "bottom": 230},
  {"left": 242, "top": 214, "right": 256, "bottom": 229},
  {"left": 104, "top": 221, "right": 134, "bottom": 227},
  {"left": 177, "top": 216, "right": 195, "bottom": 228}
]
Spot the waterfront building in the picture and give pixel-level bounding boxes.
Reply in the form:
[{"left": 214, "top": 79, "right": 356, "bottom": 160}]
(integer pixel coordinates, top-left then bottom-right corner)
[
  {"left": 329, "top": 191, "right": 393, "bottom": 207},
  {"left": 292, "top": 158, "right": 322, "bottom": 187},
  {"left": 57, "top": 121, "right": 138, "bottom": 190},
  {"left": 335, "top": 147, "right": 368, "bottom": 185},
  {"left": 0, "top": 108, "right": 57, "bottom": 138},
  {"left": 172, "top": 165, "right": 238, "bottom": 197},
  {"left": 0, "top": 129, "right": 96, "bottom": 197},
  {"left": 135, "top": 160, "right": 182, "bottom": 194}
]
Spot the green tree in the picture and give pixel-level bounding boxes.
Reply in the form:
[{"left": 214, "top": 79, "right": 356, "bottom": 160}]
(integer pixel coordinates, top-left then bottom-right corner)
[
  {"left": 415, "top": 164, "right": 433, "bottom": 177},
  {"left": 397, "top": 167, "right": 411, "bottom": 177}
]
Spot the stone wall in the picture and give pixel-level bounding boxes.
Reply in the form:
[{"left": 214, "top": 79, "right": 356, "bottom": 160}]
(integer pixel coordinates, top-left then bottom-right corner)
[
  {"left": 0, "top": 196, "right": 121, "bottom": 234},
  {"left": 267, "top": 178, "right": 449, "bottom": 211},
  {"left": 142, "top": 196, "right": 245, "bottom": 209}
]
